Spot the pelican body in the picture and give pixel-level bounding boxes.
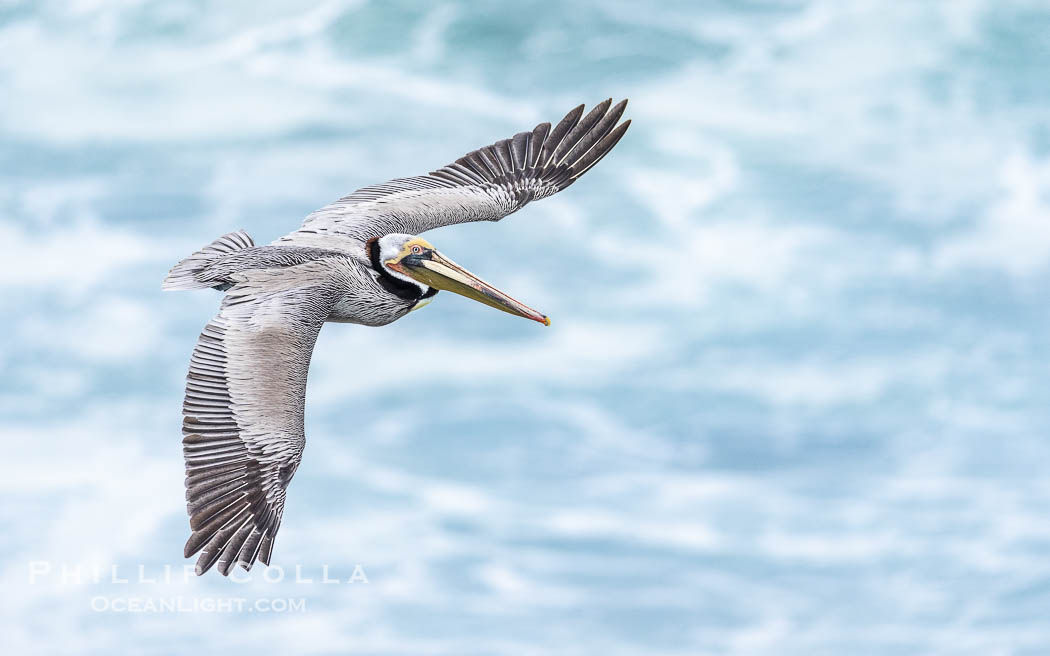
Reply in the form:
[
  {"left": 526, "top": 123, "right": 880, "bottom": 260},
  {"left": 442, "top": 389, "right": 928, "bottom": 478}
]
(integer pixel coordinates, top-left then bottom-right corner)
[{"left": 164, "top": 100, "right": 630, "bottom": 575}]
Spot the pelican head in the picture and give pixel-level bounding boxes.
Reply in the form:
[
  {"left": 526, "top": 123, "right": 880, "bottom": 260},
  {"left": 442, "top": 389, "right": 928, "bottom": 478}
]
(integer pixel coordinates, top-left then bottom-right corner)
[{"left": 373, "top": 233, "right": 550, "bottom": 326}]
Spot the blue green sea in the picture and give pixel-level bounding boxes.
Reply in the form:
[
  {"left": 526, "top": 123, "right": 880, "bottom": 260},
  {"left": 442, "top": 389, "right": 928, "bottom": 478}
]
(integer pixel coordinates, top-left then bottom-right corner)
[{"left": 3, "top": 1, "right": 1050, "bottom": 653}]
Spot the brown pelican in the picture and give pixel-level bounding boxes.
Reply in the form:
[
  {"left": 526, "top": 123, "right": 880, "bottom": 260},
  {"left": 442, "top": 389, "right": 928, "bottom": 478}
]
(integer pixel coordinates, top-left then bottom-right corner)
[{"left": 163, "top": 99, "right": 630, "bottom": 575}]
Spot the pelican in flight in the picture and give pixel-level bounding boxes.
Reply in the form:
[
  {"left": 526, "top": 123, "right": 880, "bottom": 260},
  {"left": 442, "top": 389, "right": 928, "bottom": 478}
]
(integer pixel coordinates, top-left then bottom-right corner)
[{"left": 164, "top": 99, "right": 631, "bottom": 575}]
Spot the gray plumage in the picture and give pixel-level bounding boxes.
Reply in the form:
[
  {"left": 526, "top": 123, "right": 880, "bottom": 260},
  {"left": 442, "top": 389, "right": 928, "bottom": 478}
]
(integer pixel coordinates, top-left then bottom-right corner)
[
  {"left": 277, "top": 98, "right": 630, "bottom": 250},
  {"left": 164, "top": 100, "right": 631, "bottom": 575}
]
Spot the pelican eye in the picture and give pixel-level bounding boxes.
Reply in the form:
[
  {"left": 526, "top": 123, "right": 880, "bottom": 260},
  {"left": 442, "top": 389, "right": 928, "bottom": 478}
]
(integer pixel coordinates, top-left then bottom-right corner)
[{"left": 410, "top": 244, "right": 423, "bottom": 255}]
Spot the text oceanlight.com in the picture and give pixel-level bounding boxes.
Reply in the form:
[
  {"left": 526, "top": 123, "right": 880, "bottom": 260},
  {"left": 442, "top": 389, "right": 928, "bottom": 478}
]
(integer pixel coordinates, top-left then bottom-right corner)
[{"left": 90, "top": 596, "right": 307, "bottom": 613}]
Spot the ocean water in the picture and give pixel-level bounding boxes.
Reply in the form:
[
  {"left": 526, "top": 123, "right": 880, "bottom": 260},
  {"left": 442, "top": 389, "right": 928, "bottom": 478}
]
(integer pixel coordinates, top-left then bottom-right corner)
[{"left": 3, "top": 1, "right": 1050, "bottom": 653}]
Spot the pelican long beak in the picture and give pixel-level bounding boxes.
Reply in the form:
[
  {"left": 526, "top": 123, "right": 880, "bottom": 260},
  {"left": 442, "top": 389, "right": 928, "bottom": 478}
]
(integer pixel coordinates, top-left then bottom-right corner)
[{"left": 392, "top": 250, "right": 550, "bottom": 326}]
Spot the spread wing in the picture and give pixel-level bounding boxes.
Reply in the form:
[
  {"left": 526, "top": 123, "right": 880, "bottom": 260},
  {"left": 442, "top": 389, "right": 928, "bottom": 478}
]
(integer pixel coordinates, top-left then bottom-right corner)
[
  {"left": 181, "top": 263, "right": 343, "bottom": 576},
  {"left": 276, "top": 99, "right": 630, "bottom": 251}
]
